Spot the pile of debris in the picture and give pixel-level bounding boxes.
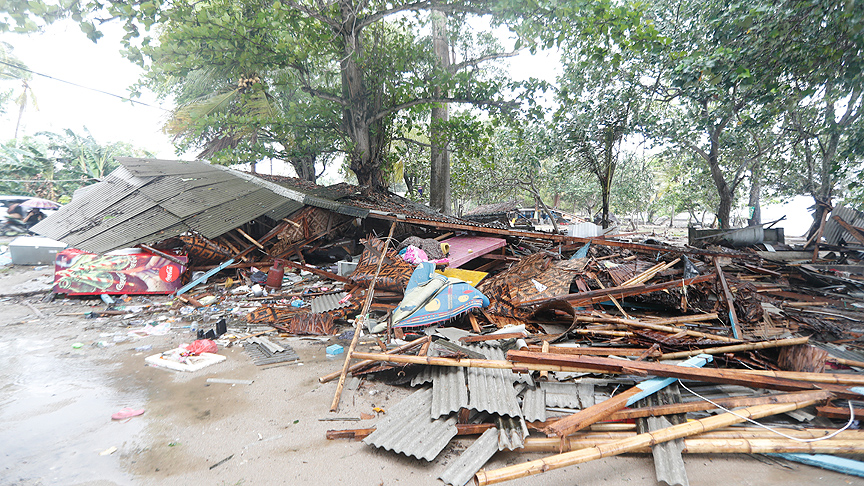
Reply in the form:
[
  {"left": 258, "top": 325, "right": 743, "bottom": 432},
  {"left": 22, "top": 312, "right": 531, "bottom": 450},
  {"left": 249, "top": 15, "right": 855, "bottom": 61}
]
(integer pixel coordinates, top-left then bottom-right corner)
[{"left": 25, "top": 158, "right": 864, "bottom": 485}]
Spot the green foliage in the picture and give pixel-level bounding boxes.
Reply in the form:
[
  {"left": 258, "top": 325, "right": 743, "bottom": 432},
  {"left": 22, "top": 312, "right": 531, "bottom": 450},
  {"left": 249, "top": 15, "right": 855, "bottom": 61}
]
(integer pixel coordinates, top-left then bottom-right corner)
[{"left": 0, "top": 128, "right": 150, "bottom": 199}]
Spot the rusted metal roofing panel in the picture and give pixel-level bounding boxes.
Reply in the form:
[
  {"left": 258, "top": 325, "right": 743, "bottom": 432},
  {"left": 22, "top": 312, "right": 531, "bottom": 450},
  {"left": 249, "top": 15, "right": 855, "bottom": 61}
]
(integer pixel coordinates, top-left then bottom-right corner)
[
  {"left": 363, "top": 387, "right": 458, "bottom": 461},
  {"left": 431, "top": 366, "right": 468, "bottom": 419},
  {"left": 542, "top": 382, "right": 594, "bottom": 409},
  {"left": 825, "top": 205, "right": 864, "bottom": 245},
  {"left": 465, "top": 346, "right": 522, "bottom": 418},
  {"left": 520, "top": 385, "right": 546, "bottom": 422},
  {"left": 310, "top": 292, "right": 350, "bottom": 314},
  {"left": 438, "top": 428, "right": 499, "bottom": 486}
]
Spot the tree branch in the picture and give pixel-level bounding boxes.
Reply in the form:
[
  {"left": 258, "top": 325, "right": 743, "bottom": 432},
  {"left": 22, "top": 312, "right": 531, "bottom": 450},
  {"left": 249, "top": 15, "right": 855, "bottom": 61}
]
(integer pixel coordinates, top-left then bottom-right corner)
[
  {"left": 282, "top": 0, "right": 341, "bottom": 29},
  {"left": 357, "top": 0, "right": 432, "bottom": 29},
  {"left": 450, "top": 49, "right": 522, "bottom": 72},
  {"left": 368, "top": 96, "right": 516, "bottom": 123},
  {"left": 301, "top": 86, "right": 348, "bottom": 106}
]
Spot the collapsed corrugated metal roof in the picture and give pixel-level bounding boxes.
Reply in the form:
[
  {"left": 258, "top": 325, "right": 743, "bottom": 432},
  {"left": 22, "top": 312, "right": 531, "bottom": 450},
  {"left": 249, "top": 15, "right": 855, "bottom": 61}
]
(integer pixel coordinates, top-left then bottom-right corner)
[
  {"left": 32, "top": 158, "right": 368, "bottom": 254},
  {"left": 363, "top": 387, "right": 458, "bottom": 461}
]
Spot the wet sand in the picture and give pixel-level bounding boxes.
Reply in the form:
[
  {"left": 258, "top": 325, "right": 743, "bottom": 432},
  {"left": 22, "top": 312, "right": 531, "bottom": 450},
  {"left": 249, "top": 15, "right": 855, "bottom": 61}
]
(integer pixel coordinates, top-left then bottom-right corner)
[{"left": 1, "top": 265, "right": 863, "bottom": 486}]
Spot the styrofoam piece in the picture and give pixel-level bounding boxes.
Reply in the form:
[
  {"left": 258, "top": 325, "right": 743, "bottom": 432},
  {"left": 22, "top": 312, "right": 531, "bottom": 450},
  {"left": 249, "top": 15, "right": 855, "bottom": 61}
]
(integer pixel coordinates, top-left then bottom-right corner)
[
  {"left": 145, "top": 352, "right": 226, "bottom": 372},
  {"left": 9, "top": 236, "right": 67, "bottom": 265}
]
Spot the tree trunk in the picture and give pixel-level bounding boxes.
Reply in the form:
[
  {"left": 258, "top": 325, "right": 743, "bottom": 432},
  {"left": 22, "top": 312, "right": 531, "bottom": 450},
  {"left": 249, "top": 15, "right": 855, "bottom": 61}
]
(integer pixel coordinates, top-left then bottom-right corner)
[
  {"left": 429, "top": 8, "right": 451, "bottom": 214},
  {"left": 600, "top": 179, "right": 611, "bottom": 229},
  {"left": 747, "top": 160, "right": 761, "bottom": 226},
  {"left": 292, "top": 155, "right": 317, "bottom": 182},
  {"left": 338, "top": 2, "right": 387, "bottom": 190},
  {"left": 704, "top": 125, "right": 733, "bottom": 230}
]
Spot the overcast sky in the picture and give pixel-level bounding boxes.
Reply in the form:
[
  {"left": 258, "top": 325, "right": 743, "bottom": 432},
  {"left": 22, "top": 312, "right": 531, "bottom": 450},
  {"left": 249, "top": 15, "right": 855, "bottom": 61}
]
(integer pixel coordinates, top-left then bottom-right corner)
[{"left": 0, "top": 18, "right": 557, "bottom": 164}]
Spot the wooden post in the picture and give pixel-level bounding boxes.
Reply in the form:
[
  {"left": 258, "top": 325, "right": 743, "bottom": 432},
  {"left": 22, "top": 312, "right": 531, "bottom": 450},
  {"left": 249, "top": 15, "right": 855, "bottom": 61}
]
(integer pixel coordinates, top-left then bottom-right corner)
[
  {"left": 329, "top": 222, "right": 396, "bottom": 412},
  {"left": 713, "top": 257, "right": 740, "bottom": 340},
  {"left": 474, "top": 393, "right": 829, "bottom": 485}
]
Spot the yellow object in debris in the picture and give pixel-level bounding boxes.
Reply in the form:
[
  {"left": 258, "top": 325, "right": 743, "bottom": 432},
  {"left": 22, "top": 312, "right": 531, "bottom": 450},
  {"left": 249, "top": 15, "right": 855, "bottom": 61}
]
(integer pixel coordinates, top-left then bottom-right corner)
[
  {"left": 440, "top": 242, "right": 450, "bottom": 256},
  {"left": 436, "top": 268, "right": 488, "bottom": 287},
  {"left": 372, "top": 407, "right": 386, "bottom": 415}
]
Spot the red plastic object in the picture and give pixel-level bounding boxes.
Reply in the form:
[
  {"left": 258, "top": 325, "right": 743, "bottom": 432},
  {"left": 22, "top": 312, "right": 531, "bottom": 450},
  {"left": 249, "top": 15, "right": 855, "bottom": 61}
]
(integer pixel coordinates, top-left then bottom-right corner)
[
  {"left": 265, "top": 259, "right": 285, "bottom": 291},
  {"left": 186, "top": 339, "right": 217, "bottom": 355}
]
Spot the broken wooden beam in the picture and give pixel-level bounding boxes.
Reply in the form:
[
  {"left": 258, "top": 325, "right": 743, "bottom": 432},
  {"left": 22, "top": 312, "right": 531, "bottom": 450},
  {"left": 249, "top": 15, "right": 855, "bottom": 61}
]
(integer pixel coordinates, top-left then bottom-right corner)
[
  {"left": 326, "top": 422, "right": 496, "bottom": 441},
  {"left": 474, "top": 391, "right": 829, "bottom": 485},
  {"left": 545, "top": 355, "right": 711, "bottom": 439}
]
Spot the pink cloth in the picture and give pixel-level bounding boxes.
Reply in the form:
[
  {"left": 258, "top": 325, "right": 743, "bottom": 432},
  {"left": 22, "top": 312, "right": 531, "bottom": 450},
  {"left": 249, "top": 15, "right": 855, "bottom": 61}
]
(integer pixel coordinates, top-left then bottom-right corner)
[{"left": 401, "top": 246, "right": 428, "bottom": 264}]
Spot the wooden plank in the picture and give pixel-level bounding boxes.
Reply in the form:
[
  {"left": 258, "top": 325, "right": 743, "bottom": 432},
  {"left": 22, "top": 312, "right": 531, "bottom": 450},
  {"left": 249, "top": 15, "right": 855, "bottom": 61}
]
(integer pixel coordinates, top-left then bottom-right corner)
[
  {"left": 459, "top": 332, "right": 525, "bottom": 343},
  {"left": 832, "top": 215, "right": 864, "bottom": 246}
]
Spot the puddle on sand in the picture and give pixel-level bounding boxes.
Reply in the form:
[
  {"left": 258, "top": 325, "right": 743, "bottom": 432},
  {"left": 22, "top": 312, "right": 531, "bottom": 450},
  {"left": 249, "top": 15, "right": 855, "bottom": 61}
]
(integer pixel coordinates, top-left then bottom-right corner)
[{"left": 0, "top": 336, "right": 146, "bottom": 485}]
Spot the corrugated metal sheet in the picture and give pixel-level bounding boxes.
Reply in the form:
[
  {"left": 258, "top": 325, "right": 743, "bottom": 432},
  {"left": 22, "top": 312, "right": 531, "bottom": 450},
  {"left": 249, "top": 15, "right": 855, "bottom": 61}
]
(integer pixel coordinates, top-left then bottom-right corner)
[
  {"left": 438, "top": 428, "right": 499, "bottom": 486},
  {"left": 33, "top": 158, "right": 321, "bottom": 253},
  {"left": 363, "top": 387, "right": 458, "bottom": 461},
  {"left": 310, "top": 292, "right": 350, "bottom": 314},
  {"left": 411, "top": 364, "right": 436, "bottom": 386},
  {"left": 465, "top": 345, "right": 522, "bottom": 417},
  {"left": 542, "top": 382, "right": 594, "bottom": 409},
  {"left": 825, "top": 205, "right": 864, "bottom": 245},
  {"left": 520, "top": 385, "right": 546, "bottom": 422},
  {"left": 496, "top": 415, "right": 528, "bottom": 451},
  {"left": 431, "top": 366, "right": 468, "bottom": 419}
]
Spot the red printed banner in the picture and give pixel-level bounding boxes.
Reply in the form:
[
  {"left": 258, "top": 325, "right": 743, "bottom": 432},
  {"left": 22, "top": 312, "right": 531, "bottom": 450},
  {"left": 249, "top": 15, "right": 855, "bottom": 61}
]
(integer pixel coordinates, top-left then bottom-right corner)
[{"left": 54, "top": 248, "right": 187, "bottom": 295}]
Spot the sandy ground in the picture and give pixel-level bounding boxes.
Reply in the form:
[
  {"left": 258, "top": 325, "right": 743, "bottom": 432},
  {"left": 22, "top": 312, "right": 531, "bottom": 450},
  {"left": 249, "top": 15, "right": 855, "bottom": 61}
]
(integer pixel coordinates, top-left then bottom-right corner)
[{"left": 1, "top": 263, "right": 863, "bottom": 486}]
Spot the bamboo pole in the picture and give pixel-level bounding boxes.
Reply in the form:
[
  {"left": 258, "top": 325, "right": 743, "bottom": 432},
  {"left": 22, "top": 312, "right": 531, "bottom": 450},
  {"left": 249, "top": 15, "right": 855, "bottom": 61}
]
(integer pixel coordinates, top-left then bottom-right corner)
[
  {"left": 648, "top": 313, "right": 719, "bottom": 326},
  {"left": 736, "top": 368, "right": 864, "bottom": 386},
  {"left": 329, "top": 222, "right": 396, "bottom": 412},
  {"left": 350, "top": 352, "right": 591, "bottom": 374},
  {"left": 576, "top": 315, "right": 738, "bottom": 343},
  {"left": 318, "top": 335, "right": 431, "bottom": 383},
  {"left": 658, "top": 336, "right": 809, "bottom": 360},
  {"left": 622, "top": 258, "right": 680, "bottom": 287},
  {"left": 528, "top": 427, "right": 864, "bottom": 441},
  {"left": 520, "top": 437, "right": 864, "bottom": 455},
  {"left": 474, "top": 393, "right": 829, "bottom": 485},
  {"left": 525, "top": 345, "right": 659, "bottom": 357},
  {"left": 236, "top": 228, "right": 265, "bottom": 250}
]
